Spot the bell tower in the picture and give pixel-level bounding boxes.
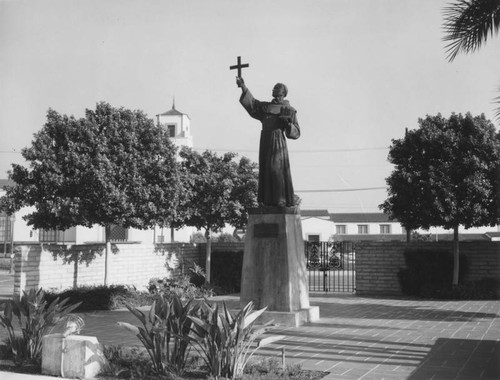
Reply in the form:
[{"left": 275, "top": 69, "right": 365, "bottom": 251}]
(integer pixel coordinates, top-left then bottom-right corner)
[{"left": 156, "top": 99, "right": 193, "bottom": 148}]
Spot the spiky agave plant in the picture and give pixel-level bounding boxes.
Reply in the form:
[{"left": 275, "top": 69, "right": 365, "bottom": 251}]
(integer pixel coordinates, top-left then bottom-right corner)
[
  {"left": 118, "top": 293, "right": 197, "bottom": 376},
  {"left": 0, "top": 288, "right": 81, "bottom": 365},
  {"left": 188, "top": 300, "right": 271, "bottom": 379}
]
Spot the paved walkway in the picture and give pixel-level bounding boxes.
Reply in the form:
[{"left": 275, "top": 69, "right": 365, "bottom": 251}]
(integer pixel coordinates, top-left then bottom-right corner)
[{"left": 1, "top": 291, "right": 499, "bottom": 379}]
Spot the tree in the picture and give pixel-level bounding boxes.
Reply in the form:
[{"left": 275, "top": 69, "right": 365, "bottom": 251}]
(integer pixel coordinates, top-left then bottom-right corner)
[
  {"left": 380, "top": 112, "right": 500, "bottom": 286},
  {"left": 443, "top": 0, "right": 500, "bottom": 122},
  {"left": 0, "top": 102, "right": 182, "bottom": 284},
  {"left": 173, "top": 147, "right": 258, "bottom": 283}
]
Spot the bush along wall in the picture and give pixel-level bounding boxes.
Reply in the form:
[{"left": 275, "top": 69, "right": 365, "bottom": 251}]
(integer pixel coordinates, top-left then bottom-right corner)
[
  {"left": 211, "top": 249, "right": 244, "bottom": 294},
  {"left": 398, "top": 249, "right": 466, "bottom": 297},
  {"left": 398, "top": 247, "right": 499, "bottom": 299},
  {"left": 356, "top": 241, "right": 500, "bottom": 298},
  {"left": 43, "top": 285, "right": 155, "bottom": 311}
]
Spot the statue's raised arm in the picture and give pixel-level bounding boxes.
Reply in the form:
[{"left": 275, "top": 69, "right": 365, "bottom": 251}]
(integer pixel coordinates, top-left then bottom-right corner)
[{"left": 236, "top": 77, "right": 247, "bottom": 92}]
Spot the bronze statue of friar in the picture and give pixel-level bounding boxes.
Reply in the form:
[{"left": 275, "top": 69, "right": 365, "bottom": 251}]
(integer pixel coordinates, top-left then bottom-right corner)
[{"left": 232, "top": 67, "right": 301, "bottom": 208}]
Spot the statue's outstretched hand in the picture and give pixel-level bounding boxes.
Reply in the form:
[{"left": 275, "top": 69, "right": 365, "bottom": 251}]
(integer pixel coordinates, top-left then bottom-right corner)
[{"left": 236, "top": 77, "right": 245, "bottom": 88}]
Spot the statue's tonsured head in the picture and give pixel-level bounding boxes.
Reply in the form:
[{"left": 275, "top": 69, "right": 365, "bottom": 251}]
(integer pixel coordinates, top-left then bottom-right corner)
[{"left": 272, "top": 83, "right": 288, "bottom": 98}]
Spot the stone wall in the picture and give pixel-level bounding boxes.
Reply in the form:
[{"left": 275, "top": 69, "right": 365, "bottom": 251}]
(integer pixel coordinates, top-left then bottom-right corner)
[
  {"left": 355, "top": 241, "right": 500, "bottom": 296},
  {"left": 14, "top": 242, "right": 203, "bottom": 295}
]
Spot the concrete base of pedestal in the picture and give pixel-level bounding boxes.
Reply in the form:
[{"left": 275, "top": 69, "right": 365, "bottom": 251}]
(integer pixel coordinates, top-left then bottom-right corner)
[
  {"left": 42, "top": 334, "right": 107, "bottom": 379},
  {"left": 241, "top": 207, "right": 315, "bottom": 321},
  {"left": 257, "top": 306, "right": 320, "bottom": 327},
  {"left": 207, "top": 294, "right": 320, "bottom": 327}
]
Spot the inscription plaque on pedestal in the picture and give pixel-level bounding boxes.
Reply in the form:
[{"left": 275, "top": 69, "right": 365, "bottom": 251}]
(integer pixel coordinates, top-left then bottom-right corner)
[{"left": 254, "top": 223, "right": 279, "bottom": 238}]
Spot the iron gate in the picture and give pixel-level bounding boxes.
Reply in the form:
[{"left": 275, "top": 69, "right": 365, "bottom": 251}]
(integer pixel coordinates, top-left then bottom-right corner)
[{"left": 305, "top": 241, "right": 356, "bottom": 292}]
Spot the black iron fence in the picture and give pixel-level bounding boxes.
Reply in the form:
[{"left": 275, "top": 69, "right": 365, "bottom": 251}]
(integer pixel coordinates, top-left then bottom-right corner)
[{"left": 305, "top": 241, "right": 356, "bottom": 292}]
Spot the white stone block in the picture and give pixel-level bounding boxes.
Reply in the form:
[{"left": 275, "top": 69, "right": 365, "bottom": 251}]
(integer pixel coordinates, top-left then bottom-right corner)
[{"left": 42, "top": 334, "right": 107, "bottom": 379}]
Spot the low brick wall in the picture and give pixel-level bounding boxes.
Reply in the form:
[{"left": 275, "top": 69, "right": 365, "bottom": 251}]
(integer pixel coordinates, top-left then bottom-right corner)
[
  {"left": 13, "top": 242, "right": 202, "bottom": 295},
  {"left": 155, "top": 243, "right": 203, "bottom": 275},
  {"left": 12, "top": 242, "right": 247, "bottom": 295},
  {"left": 355, "top": 241, "right": 500, "bottom": 296}
]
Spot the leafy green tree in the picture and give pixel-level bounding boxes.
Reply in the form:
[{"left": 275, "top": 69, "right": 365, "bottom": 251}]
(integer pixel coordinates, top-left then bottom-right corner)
[
  {"left": 0, "top": 102, "right": 182, "bottom": 284},
  {"left": 443, "top": 0, "right": 500, "bottom": 121},
  {"left": 380, "top": 113, "right": 500, "bottom": 286},
  {"left": 173, "top": 147, "right": 258, "bottom": 283}
]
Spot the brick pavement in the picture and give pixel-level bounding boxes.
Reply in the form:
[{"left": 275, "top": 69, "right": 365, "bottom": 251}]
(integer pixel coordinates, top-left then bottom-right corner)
[
  {"left": 1, "top": 293, "right": 499, "bottom": 379},
  {"left": 267, "top": 295, "right": 500, "bottom": 380}
]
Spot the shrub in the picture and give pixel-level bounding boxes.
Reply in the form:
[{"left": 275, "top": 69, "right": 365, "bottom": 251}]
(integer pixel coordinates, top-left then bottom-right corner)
[
  {"left": 432, "top": 277, "right": 500, "bottom": 300},
  {"left": 102, "top": 346, "right": 327, "bottom": 380},
  {"left": 44, "top": 285, "right": 154, "bottom": 311},
  {"left": 243, "top": 357, "right": 326, "bottom": 380},
  {"left": 0, "top": 257, "right": 13, "bottom": 270},
  {"left": 148, "top": 274, "right": 213, "bottom": 301},
  {"left": 190, "top": 232, "right": 207, "bottom": 244},
  {"left": 215, "top": 233, "right": 240, "bottom": 242},
  {"left": 0, "top": 288, "right": 81, "bottom": 365},
  {"left": 398, "top": 248, "right": 468, "bottom": 298},
  {"left": 188, "top": 261, "right": 207, "bottom": 288},
  {"left": 189, "top": 301, "right": 271, "bottom": 379},
  {"left": 101, "top": 345, "right": 153, "bottom": 379},
  {"left": 244, "top": 357, "right": 284, "bottom": 377},
  {"left": 118, "top": 293, "right": 200, "bottom": 376},
  {"left": 211, "top": 250, "right": 244, "bottom": 294}
]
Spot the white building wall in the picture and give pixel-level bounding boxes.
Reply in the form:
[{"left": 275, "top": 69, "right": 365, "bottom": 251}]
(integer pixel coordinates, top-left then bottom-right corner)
[
  {"left": 359, "top": 222, "right": 402, "bottom": 235},
  {"left": 332, "top": 222, "right": 404, "bottom": 236},
  {"left": 157, "top": 113, "right": 193, "bottom": 149},
  {"left": 75, "top": 225, "right": 200, "bottom": 244},
  {"left": 151, "top": 225, "right": 204, "bottom": 243},
  {"left": 75, "top": 226, "right": 104, "bottom": 244},
  {"left": 128, "top": 228, "right": 154, "bottom": 243},
  {"left": 12, "top": 206, "right": 37, "bottom": 242},
  {"left": 301, "top": 218, "right": 334, "bottom": 241},
  {"left": 170, "top": 226, "right": 198, "bottom": 243}
]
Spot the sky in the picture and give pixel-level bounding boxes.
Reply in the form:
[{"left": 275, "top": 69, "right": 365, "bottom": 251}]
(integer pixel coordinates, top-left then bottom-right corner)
[{"left": 1, "top": 0, "right": 499, "bottom": 213}]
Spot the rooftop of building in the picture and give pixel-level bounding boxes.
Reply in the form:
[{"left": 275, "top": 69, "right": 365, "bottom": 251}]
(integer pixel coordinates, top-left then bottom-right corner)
[
  {"left": 300, "top": 210, "right": 397, "bottom": 223},
  {"left": 330, "top": 212, "right": 397, "bottom": 223},
  {"left": 156, "top": 100, "right": 190, "bottom": 118},
  {"left": 301, "top": 209, "right": 330, "bottom": 218}
]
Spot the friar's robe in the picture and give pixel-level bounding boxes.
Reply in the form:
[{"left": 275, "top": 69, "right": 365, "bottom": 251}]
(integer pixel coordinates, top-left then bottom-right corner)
[{"left": 240, "top": 89, "right": 300, "bottom": 207}]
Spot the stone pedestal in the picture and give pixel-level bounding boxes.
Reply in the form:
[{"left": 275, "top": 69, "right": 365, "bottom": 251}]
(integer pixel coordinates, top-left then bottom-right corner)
[
  {"left": 240, "top": 207, "right": 319, "bottom": 326},
  {"left": 42, "top": 334, "right": 107, "bottom": 379}
]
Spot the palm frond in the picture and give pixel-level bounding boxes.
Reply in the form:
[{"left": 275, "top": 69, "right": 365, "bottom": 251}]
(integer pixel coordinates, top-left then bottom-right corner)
[
  {"left": 443, "top": 0, "right": 500, "bottom": 62},
  {"left": 494, "top": 85, "right": 500, "bottom": 125}
]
